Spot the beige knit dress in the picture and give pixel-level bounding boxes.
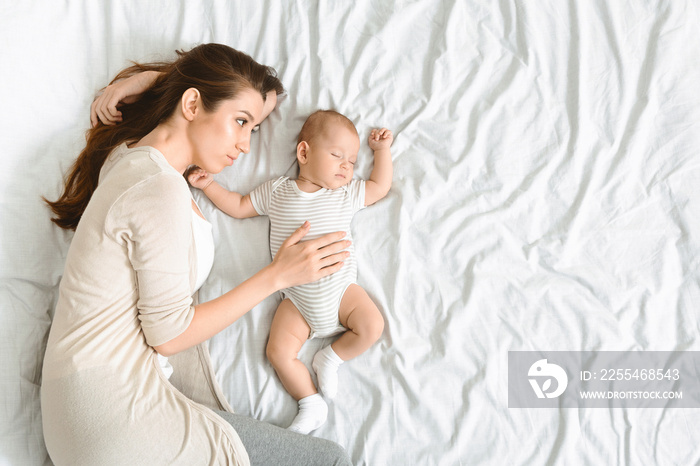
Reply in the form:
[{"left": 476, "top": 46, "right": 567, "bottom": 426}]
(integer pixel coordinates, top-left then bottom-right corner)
[{"left": 41, "top": 144, "right": 248, "bottom": 465}]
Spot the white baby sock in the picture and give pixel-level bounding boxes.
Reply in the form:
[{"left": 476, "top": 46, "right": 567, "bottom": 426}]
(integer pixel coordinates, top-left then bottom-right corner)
[
  {"left": 312, "top": 345, "right": 344, "bottom": 399},
  {"left": 288, "top": 394, "right": 328, "bottom": 435}
]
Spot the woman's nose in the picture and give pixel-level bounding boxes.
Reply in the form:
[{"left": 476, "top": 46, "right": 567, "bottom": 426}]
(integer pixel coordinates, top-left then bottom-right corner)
[{"left": 236, "top": 135, "right": 251, "bottom": 154}]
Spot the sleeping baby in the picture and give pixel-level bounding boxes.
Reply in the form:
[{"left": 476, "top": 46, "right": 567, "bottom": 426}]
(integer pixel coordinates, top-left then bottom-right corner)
[{"left": 188, "top": 110, "right": 393, "bottom": 434}]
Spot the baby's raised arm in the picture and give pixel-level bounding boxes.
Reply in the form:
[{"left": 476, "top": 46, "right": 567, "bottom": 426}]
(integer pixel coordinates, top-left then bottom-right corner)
[
  {"left": 187, "top": 167, "right": 259, "bottom": 219},
  {"left": 364, "top": 128, "right": 394, "bottom": 206}
]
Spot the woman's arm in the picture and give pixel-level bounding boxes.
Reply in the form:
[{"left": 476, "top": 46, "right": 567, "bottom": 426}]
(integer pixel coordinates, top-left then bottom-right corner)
[
  {"left": 91, "top": 75, "right": 279, "bottom": 128},
  {"left": 90, "top": 70, "right": 160, "bottom": 127},
  {"left": 154, "top": 222, "right": 351, "bottom": 356}
]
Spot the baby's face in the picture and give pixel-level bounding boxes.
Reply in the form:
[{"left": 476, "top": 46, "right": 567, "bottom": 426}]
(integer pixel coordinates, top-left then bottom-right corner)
[{"left": 300, "top": 124, "right": 360, "bottom": 190}]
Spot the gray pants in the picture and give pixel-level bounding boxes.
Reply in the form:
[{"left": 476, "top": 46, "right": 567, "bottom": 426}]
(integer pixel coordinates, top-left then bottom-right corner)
[{"left": 216, "top": 410, "right": 352, "bottom": 466}]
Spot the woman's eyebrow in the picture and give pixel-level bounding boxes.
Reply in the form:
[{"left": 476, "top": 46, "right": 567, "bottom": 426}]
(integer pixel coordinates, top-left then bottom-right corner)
[{"left": 239, "top": 110, "right": 256, "bottom": 123}]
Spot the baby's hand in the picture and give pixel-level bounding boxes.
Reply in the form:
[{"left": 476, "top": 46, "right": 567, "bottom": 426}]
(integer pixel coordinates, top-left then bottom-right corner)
[
  {"left": 368, "top": 128, "right": 394, "bottom": 151},
  {"left": 187, "top": 167, "right": 213, "bottom": 190}
]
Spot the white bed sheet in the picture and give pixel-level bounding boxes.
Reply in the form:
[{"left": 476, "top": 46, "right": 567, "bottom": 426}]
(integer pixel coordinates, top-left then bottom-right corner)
[{"left": 2, "top": 1, "right": 700, "bottom": 465}]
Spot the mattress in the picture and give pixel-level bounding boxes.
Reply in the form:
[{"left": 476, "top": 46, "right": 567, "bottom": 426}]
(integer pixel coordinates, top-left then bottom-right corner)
[{"left": 2, "top": 1, "right": 699, "bottom": 465}]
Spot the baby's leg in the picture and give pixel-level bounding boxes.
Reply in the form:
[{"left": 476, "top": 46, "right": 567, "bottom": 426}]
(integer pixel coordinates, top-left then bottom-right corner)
[
  {"left": 313, "top": 284, "right": 384, "bottom": 398},
  {"left": 267, "top": 299, "right": 327, "bottom": 434},
  {"left": 335, "top": 284, "right": 385, "bottom": 360},
  {"left": 267, "top": 299, "right": 315, "bottom": 399}
]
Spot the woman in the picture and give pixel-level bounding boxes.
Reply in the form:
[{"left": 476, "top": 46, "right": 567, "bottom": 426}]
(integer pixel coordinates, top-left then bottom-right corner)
[{"left": 42, "top": 44, "right": 352, "bottom": 465}]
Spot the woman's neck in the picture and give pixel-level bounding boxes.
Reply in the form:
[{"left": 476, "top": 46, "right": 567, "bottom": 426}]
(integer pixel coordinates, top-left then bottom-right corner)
[{"left": 132, "top": 123, "right": 191, "bottom": 174}]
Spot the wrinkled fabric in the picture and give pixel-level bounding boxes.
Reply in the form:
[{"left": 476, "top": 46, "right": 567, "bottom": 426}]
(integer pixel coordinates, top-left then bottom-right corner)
[{"left": 2, "top": 1, "right": 700, "bottom": 465}]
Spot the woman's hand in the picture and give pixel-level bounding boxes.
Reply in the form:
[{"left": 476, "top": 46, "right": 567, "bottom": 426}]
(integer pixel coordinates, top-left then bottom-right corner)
[
  {"left": 90, "top": 70, "right": 160, "bottom": 127},
  {"left": 270, "top": 222, "right": 351, "bottom": 289}
]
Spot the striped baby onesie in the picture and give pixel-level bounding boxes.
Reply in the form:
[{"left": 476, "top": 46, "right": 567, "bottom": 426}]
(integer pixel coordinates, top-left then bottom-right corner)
[{"left": 250, "top": 176, "right": 366, "bottom": 338}]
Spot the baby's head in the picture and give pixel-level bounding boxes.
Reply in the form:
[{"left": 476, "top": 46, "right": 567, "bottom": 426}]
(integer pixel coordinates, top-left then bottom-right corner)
[{"left": 296, "top": 110, "right": 360, "bottom": 190}]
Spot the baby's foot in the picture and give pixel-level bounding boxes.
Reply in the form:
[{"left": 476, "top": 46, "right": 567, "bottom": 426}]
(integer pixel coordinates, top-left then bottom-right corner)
[
  {"left": 288, "top": 394, "right": 328, "bottom": 434},
  {"left": 312, "top": 345, "right": 344, "bottom": 399}
]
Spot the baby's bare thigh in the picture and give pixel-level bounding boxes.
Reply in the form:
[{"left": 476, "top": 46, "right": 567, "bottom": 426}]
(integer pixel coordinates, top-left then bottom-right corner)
[
  {"left": 268, "top": 298, "right": 312, "bottom": 348},
  {"left": 338, "top": 284, "right": 381, "bottom": 327}
]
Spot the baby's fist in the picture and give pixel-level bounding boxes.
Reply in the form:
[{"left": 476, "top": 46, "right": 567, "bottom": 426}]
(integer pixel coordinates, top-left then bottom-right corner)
[
  {"left": 187, "top": 167, "right": 213, "bottom": 190},
  {"left": 368, "top": 128, "right": 393, "bottom": 151}
]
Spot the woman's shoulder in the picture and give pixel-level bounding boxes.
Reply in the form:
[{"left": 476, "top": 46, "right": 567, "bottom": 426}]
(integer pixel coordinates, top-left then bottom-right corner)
[
  {"left": 100, "top": 145, "right": 186, "bottom": 195},
  {"left": 92, "top": 145, "right": 190, "bottom": 228},
  {"left": 108, "top": 144, "right": 179, "bottom": 177},
  {"left": 101, "top": 169, "right": 191, "bottom": 240}
]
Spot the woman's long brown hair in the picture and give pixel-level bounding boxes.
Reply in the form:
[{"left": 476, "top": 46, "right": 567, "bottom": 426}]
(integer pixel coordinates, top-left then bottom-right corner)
[{"left": 46, "top": 43, "right": 284, "bottom": 230}]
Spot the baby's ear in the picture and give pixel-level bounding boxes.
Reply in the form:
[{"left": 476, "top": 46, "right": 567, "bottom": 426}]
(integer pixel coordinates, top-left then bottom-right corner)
[{"left": 296, "top": 141, "right": 309, "bottom": 164}]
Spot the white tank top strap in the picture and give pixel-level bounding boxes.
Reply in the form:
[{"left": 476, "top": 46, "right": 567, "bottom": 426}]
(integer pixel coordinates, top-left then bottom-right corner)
[{"left": 190, "top": 197, "right": 215, "bottom": 293}]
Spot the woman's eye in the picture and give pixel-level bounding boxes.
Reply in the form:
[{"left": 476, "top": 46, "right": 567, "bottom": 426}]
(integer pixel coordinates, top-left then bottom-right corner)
[
  {"left": 252, "top": 125, "right": 260, "bottom": 133},
  {"left": 332, "top": 153, "right": 340, "bottom": 158},
  {"left": 236, "top": 119, "right": 247, "bottom": 127}
]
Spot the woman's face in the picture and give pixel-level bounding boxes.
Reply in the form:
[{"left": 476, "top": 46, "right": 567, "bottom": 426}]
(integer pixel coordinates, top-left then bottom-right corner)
[{"left": 188, "top": 88, "right": 264, "bottom": 174}]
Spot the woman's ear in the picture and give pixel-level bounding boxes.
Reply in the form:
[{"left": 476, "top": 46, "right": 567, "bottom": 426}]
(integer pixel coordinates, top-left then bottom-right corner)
[
  {"left": 181, "top": 88, "right": 201, "bottom": 122},
  {"left": 296, "top": 141, "right": 309, "bottom": 164}
]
